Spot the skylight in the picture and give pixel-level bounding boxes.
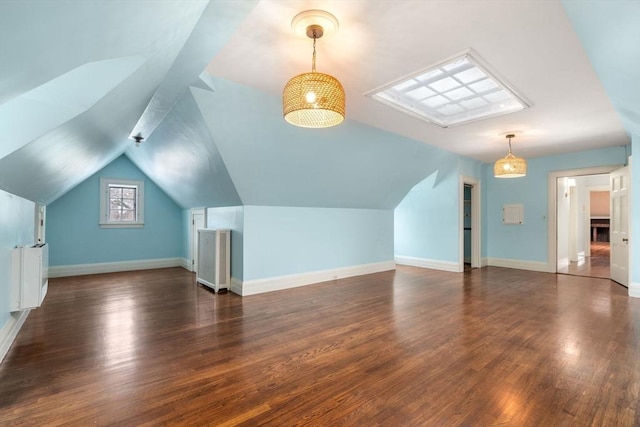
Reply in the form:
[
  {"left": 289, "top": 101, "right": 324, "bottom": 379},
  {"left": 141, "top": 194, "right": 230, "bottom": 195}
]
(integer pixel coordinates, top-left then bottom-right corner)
[{"left": 367, "top": 51, "right": 529, "bottom": 128}]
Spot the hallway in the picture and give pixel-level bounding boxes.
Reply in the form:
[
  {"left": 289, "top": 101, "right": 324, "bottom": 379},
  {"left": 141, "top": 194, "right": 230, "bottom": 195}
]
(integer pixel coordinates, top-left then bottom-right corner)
[{"left": 558, "top": 241, "right": 610, "bottom": 279}]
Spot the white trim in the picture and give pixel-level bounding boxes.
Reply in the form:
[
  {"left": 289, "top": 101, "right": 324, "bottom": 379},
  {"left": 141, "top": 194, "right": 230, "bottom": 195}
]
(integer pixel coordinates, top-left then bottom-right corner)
[
  {"left": 547, "top": 165, "right": 621, "bottom": 274},
  {"left": 0, "top": 310, "right": 30, "bottom": 363},
  {"left": 230, "top": 277, "right": 243, "bottom": 295},
  {"left": 49, "top": 257, "right": 188, "bottom": 278},
  {"left": 235, "top": 261, "right": 396, "bottom": 296},
  {"left": 99, "top": 177, "right": 144, "bottom": 227},
  {"left": 395, "top": 256, "right": 461, "bottom": 272},
  {"left": 486, "top": 257, "right": 549, "bottom": 272},
  {"left": 481, "top": 257, "right": 489, "bottom": 267},
  {"left": 179, "top": 257, "right": 191, "bottom": 270},
  {"left": 189, "top": 208, "right": 206, "bottom": 273},
  {"left": 630, "top": 282, "right": 640, "bottom": 299},
  {"left": 459, "top": 176, "right": 481, "bottom": 271},
  {"left": 557, "top": 257, "right": 569, "bottom": 269}
]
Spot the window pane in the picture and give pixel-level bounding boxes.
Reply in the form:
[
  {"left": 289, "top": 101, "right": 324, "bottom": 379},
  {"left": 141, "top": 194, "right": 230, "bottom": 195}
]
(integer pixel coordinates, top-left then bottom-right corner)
[
  {"left": 101, "top": 179, "right": 143, "bottom": 226},
  {"left": 121, "top": 210, "right": 135, "bottom": 221}
]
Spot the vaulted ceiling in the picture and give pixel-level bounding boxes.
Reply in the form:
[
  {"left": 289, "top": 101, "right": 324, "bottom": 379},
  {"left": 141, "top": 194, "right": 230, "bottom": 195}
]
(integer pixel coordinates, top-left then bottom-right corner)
[{"left": 0, "top": 1, "right": 638, "bottom": 209}]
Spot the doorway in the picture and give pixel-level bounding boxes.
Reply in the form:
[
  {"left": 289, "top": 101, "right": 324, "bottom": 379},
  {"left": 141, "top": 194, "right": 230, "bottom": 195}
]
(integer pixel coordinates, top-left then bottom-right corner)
[
  {"left": 190, "top": 208, "right": 206, "bottom": 273},
  {"left": 555, "top": 174, "right": 610, "bottom": 279},
  {"left": 460, "top": 176, "right": 480, "bottom": 271},
  {"left": 548, "top": 165, "right": 630, "bottom": 287}
]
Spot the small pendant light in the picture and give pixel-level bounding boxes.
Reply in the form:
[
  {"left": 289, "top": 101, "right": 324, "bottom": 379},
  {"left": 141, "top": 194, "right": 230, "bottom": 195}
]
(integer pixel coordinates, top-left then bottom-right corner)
[{"left": 494, "top": 134, "right": 527, "bottom": 178}]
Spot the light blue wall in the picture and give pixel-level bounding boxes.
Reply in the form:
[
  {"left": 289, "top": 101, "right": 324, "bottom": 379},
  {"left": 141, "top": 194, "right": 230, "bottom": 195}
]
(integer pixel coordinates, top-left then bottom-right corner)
[
  {"left": 0, "top": 190, "right": 35, "bottom": 328},
  {"left": 486, "top": 146, "right": 626, "bottom": 263},
  {"left": 561, "top": 0, "right": 640, "bottom": 137},
  {"left": 395, "top": 156, "right": 483, "bottom": 264},
  {"left": 191, "top": 77, "right": 462, "bottom": 210},
  {"left": 47, "top": 155, "right": 185, "bottom": 266},
  {"left": 206, "top": 206, "right": 244, "bottom": 281},
  {"left": 242, "top": 206, "right": 393, "bottom": 281},
  {"left": 395, "top": 172, "right": 459, "bottom": 263}
]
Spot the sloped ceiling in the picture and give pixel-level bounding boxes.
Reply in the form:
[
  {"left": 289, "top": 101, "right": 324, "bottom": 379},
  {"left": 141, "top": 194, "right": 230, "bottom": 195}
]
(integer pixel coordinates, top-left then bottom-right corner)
[{"left": 0, "top": 0, "right": 638, "bottom": 210}]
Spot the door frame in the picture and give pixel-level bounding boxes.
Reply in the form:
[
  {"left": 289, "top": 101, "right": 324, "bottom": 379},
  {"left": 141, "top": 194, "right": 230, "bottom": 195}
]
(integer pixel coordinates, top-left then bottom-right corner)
[
  {"left": 584, "top": 184, "right": 609, "bottom": 257},
  {"left": 547, "top": 165, "right": 620, "bottom": 273},
  {"left": 459, "top": 176, "right": 481, "bottom": 270},
  {"left": 610, "top": 165, "right": 630, "bottom": 286},
  {"left": 189, "top": 208, "right": 206, "bottom": 272}
]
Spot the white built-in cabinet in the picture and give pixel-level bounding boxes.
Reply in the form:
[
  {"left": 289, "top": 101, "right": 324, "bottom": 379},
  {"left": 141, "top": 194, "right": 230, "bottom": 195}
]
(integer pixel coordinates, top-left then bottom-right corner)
[
  {"left": 11, "top": 244, "right": 49, "bottom": 311},
  {"left": 197, "top": 229, "right": 230, "bottom": 293}
]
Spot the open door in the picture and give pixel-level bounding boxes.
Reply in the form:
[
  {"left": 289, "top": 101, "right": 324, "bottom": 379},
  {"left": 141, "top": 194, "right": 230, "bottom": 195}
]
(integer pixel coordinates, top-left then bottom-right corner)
[{"left": 610, "top": 166, "right": 629, "bottom": 286}]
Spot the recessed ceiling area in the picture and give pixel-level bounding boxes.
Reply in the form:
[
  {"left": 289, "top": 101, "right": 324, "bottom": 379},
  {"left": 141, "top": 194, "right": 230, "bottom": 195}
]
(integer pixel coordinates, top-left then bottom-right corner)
[
  {"left": 206, "top": 0, "right": 631, "bottom": 162},
  {"left": 0, "top": 0, "right": 637, "bottom": 209},
  {"left": 367, "top": 50, "right": 529, "bottom": 128}
]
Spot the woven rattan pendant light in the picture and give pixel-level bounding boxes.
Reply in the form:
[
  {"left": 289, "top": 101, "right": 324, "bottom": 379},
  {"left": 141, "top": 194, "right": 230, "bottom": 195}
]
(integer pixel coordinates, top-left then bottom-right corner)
[
  {"left": 283, "top": 10, "right": 345, "bottom": 128},
  {"left": 494, "top": 134, "right": 527, "bottom": 178}
]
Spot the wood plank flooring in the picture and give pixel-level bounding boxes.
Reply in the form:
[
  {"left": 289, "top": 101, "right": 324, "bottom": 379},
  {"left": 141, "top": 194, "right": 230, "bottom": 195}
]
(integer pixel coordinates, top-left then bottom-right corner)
[
  {"left": 1, "top": 266, "right": 638, "bottom": 426},
  {"left": 558, "top": 242, "right": 610, "bottom": 279}
]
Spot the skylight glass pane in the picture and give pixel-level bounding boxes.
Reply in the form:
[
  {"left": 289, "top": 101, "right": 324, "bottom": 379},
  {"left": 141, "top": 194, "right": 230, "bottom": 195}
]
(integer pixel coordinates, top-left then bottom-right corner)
[
  {"left": 460, "top": 97, "right": 488, "bottom": 110},
  {"left": 421, "top": 95, "right": 449, "bottom": 108},
  {"left": 454, "top": 67, "right": 486, "bottom": 84},
  {"left": 438, "top": 104, "right": 465, "bottom": 116},
  {"left": 444, "top": 87, "right": 473, "bottom": 101},
  {"left": 393, "top": 79, "right": 419, "bottom": 92},
  {"left": 483, "top": 90, "right": 510, "bottom": 103},
  {"left": 428, "top": 77, "right": 460, "bottom": 93},
  {"left": 367, "top": 51, "right": 528, "bottom": 127},
  {"left": 406, "top": 86, "right": 435, "bottom": 100},
  {"left": 468, "top": 78, "right": 498, "bottom": 93}
]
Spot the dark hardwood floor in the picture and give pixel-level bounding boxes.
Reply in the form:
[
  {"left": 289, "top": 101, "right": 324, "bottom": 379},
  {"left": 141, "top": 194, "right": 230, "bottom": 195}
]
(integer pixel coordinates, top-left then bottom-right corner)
[
  {"left": 558, "top": 242, "right": 610, "bottom": 279},
  {"left": 1, "top": 266, "right": 638, "bottom": 426}
]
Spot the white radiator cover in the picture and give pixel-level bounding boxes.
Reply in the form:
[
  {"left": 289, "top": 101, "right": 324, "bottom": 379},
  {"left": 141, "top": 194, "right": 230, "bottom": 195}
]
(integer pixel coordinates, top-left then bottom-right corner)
[
  {"left": 11, "top": 244, "right": 48, "bottom": 311},
  {"left": 196, "top": 229, "right": 230, "bottom": 292}
]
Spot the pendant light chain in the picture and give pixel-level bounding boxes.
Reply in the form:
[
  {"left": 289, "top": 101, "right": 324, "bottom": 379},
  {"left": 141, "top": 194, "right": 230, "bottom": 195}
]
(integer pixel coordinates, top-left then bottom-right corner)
[{"left": 311, "top": 32, "right": 317, "bottom": 73}]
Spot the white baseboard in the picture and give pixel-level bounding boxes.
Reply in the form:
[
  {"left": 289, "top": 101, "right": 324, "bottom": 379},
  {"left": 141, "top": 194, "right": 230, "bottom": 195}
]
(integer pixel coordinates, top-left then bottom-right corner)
[
  {"left": 49, "top": 257, "right": 188, "bottom": 278},
  {"left": 629, "top": 282, "right": 640, "bottom": 299},
  {"left": 0, "top": 310, "right": 30, "bottom": 363},
  {"left": 486, "top": 257, "right": 550, "bottom": 273},
  {"left": 481, "top": 257, "right": 489, "bottom": 267},
  {"left": 230, "top": 277, "right": 242, "bottom": 295},
  {"left": 558, "top": 257, "right": 569, "bottom": 269},
  {"left": 236, "top": 260, "right": 396, "bottom": 296},
  {"left": 179, "top": 257, "right": 191, "bottom": 271},
  {"left": 394, "top": 256, "right": 461, "bottom": 273}
]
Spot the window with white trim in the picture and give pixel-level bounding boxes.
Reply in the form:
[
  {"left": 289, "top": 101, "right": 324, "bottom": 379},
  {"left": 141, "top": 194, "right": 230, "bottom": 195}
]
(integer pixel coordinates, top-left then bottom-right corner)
[{"left": 100, "top": 178, "right": 144, "bottom": 228}]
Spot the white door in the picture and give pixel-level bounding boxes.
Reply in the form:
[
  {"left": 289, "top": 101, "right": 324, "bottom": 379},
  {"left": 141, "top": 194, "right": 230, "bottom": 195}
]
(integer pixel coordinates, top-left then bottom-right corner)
[
  {"left": 35, "top": 204, "right": 46, "bottom": 244},
  {"left": 610, "top": 167, "right": 629, "bottom": 286},
  {"left": 191, "top": 209, "right": 205, "bottom": 273}
]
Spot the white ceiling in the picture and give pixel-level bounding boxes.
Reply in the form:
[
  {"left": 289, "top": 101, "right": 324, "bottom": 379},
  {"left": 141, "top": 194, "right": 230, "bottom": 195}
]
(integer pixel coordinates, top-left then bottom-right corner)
[
  {"left": 0, "top": 0, "right": 637, "bottom": 209},
  {"left": 207, "top": 0, "right": 629, "bottom": 162}
]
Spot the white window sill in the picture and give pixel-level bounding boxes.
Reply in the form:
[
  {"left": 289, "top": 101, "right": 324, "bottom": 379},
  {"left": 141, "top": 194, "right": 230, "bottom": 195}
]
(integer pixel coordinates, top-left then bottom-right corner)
[{"left": 99, "top": 222, "right": 144, "bottom": 229}]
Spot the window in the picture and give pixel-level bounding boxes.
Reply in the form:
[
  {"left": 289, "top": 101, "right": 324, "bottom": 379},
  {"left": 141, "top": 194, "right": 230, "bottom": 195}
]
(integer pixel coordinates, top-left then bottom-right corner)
[{"left": 100, "top": 178, "right": 144, "bottom": 228}]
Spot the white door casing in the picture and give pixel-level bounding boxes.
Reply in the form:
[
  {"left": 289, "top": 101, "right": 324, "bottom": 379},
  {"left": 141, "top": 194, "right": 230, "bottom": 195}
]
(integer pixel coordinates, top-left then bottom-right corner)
[
  {"left": 190, "top": 208, "right": 206, "bottom": 273},
  {"left": 610, "top": 166, "right": 629, "bottom": 286},
  {"left": 459, "top": 176, "right": 481, "bottom": 270}
]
